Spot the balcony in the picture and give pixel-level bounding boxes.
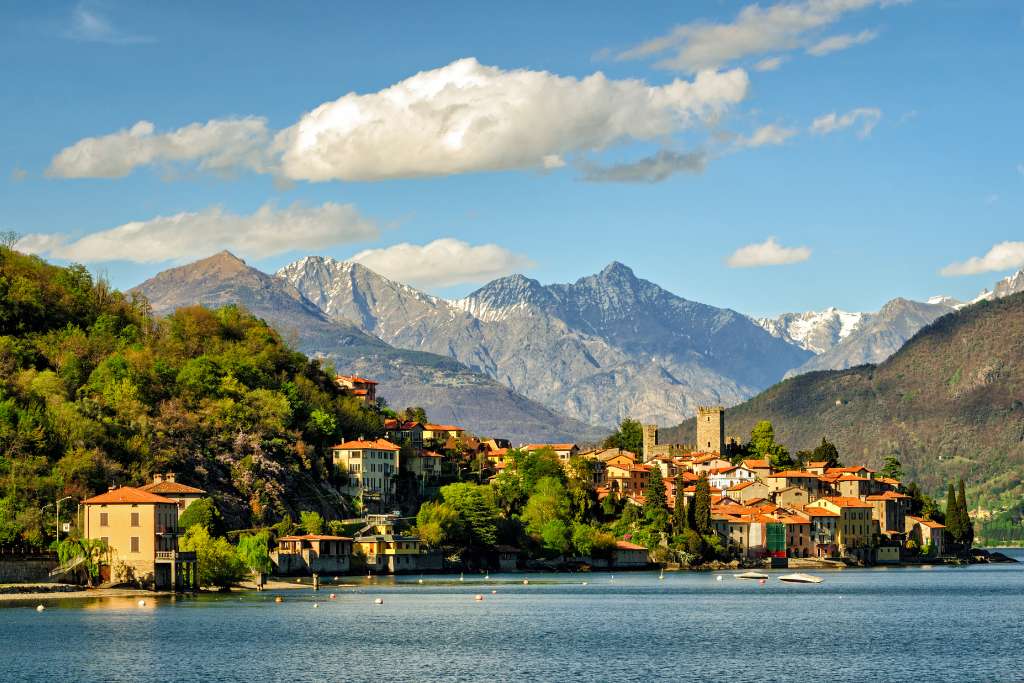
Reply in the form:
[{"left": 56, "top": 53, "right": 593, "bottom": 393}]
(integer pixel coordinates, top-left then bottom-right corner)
[{"left": 155, "top": 551, "right": 197, "bottom": 562}]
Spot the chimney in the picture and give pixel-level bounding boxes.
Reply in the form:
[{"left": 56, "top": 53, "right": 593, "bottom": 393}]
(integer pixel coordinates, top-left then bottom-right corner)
[
  {"left": 166, "top": 472, "right": 176, "bottom": 483},
  {"left": 153, "top": 473, "right": 164, "bottom": 484}
]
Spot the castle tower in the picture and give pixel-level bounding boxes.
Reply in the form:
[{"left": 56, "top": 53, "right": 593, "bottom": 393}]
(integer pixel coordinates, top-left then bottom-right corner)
[
  {"left": 642, "top": 424, "right": 658, "bottom": 462},
  {"left": 696, "top": 406, "right": 725, "bottom": 454}
]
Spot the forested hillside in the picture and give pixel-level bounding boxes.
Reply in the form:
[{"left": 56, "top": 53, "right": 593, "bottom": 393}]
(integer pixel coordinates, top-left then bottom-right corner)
[
  {"left": 663, "top": 293, "right": 1024, "bottom": 509},
  {"left": 0, "top": 248, "right": 382, "bottom": 545}
]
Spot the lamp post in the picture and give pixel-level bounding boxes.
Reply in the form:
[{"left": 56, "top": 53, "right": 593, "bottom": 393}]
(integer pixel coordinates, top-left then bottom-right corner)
[{"left": 56, "top": 496, "right": 72, "bottom": 543}]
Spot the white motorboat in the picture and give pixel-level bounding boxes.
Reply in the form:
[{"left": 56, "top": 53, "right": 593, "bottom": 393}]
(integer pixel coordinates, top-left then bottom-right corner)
[
  {"left": 778, "top": 573, "right": 823, "bottom": 584},
  {"left": 734, "top": 571, "right": 769, "bottom": 580}
]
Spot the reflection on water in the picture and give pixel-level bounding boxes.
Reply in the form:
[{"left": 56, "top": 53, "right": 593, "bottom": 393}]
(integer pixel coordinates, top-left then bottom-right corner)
[{"left": 1, "top": 551, "right": 1022, "bottom": 682}]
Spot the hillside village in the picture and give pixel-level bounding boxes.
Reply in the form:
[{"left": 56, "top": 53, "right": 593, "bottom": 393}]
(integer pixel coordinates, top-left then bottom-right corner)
[{"left": 54, "top": 371, "right": 983, "bottom": 592}]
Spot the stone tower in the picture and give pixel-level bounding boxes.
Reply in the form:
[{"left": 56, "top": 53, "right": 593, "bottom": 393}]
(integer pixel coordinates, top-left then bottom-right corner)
[
  {"left": 696, "top": 406, "right": 725, "bottom": 454},
  {"left": 642, "top": 424, "right": 658, "bottom": 462}
]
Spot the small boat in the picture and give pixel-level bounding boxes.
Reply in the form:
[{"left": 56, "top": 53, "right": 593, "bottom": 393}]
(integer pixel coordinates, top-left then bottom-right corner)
[
  {"left": 778, "top": 573, "right": 823, "bottom": 584},
  {"left": 734, "top": 571, "right": 769, "bottom": 580}
]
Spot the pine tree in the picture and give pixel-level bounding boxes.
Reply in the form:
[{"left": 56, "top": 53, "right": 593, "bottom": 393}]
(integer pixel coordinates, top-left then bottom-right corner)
[
  {"left": 944, "top": 484, "right": 961, "bottom": 544},
  {"left": 957, "top": 480, "right": 973, "bottom": 549},
  {"left": 643, "top": 467, "right": 668, "bottom": 531},
  {"left": 694, "top": 473, "right": 712, "bottom": 535}
]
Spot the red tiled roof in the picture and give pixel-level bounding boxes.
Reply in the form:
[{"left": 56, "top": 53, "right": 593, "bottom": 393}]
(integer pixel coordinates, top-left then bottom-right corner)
[
  {"left": 139, "top": 480, "right": 206, "bottom": 495},
  {"left": 383, "top": 419, "right": 423, "bottom": 430},
  {"left": 425, "top": 424, "right": 464, "bottom": 432},
  {"left": 83, "top": 487, "right": 176, "bottom": 505},
  {"left": 804, "top": 508, "right": 840, "bottom": 517},
  {"left": 615, "top": 540, "right": 648, "bottom": 551},
  {"left": 331, "top": 438, "right": 401, "bottom": 451},
  {"left": 729, "top": 481, "right": 754, "bottom": 491},
  {"left": 908, "top": 516, "right": 945, "bottom": 530},
  {"left": 817, "top": 496, "right": 874, "bottom": 509},
  {"left": 524, "top": 443, "right": 577, "bottom": 451},
  {"left": 279, "top": 534, "right": 353, "bottom": 541},
  {"left": 806, "top": 461, "right": 828, "bottom": 468},
  {"left": 741, "top": 459, "right": 771, "bottom": 469},
  {"left": 836, "top": 475, "right": 870, "bottom": 482},
  {"left": 766, "top": 470, "right": 820, "bottom": 479},
  {"left": 336, "top": 375, "right": 378, "bottom": 384},
  {"left": 865, "top": 491, "right": 909, "bottom": 500}
]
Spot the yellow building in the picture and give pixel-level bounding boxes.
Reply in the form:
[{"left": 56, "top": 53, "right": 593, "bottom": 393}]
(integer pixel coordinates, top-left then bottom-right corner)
[
  {"left": 355, "top": 533, "right": 423, "bottom": 573},
  {"left": 82, "top": 486, "right": 197, "bottom": 591},
  {"left": 807, "top": 496, "right": 875, "bottom": 555},
  {"left": 331, "top": 438, "right": 401, "bottom": 507}
]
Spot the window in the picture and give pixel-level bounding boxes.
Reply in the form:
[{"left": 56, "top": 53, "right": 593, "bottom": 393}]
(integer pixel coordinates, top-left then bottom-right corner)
[
  {"left": 131, "top": 512, "right": 140, "bottom": 527},
  {"left": 100, "top": 512, "right": 109, "bottom": 527},
  {"left": 101, "top": 536, "right": 108, "bottom": 547},
  {"left": 130, "top": 537, "right": 140, "bottom": 553}
]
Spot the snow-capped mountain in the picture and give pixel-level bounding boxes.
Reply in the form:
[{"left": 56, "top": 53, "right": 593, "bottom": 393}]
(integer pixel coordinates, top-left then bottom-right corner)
[
  {"left": 966, "top": 268, "right": 1024, "bottom": 306},
  {"left": 755, "top": 308, "right": 867, "bottom": 355}
]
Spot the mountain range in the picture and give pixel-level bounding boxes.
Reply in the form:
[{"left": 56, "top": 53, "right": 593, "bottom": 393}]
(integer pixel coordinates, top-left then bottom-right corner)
[{"left": 661, "top": 290, "right": 1024, "bottom": 502}]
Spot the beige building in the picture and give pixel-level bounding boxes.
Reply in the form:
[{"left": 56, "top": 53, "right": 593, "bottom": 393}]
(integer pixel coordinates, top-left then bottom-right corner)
[
  {"left": 331, "top": 438, "right": 402, "bottom": 507},
  {"left": 272, "top": 534, "right": 352, "bottom": 576},
  {"left": 807, "top": 497, "right": 875, "bottom": 555},
  {"left": 335, "top": 375, "right": 378, "bottom": 404},
  {"left": 82, "top": 486, "right": 197, "bottom": 591},
  {"left": 766, "top": 471, "right": 821, "bottom": 498},
  {"left": 524, "top": 443, "right": 580, "bottom": 465}
]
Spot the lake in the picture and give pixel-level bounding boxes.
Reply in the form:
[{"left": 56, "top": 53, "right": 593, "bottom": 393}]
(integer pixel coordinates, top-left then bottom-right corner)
[{"left": 2, "top": 550, "right": 1023, "bottom": 682}]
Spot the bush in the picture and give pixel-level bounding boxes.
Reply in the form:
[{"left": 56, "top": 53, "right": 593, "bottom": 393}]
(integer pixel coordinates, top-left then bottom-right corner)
[{"left": 180, "top": 525, "right": 246, "bottom": 588}]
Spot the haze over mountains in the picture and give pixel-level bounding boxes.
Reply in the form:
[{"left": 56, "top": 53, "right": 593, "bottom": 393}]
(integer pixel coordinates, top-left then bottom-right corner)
[{"left": 131, "top": 251, "right": 1024, "bottom": 442}]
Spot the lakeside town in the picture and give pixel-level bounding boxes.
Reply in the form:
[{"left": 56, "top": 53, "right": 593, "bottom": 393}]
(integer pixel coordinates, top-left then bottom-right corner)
[{"left": 4, "top": 372, "right": 1011, "bottom": 597}]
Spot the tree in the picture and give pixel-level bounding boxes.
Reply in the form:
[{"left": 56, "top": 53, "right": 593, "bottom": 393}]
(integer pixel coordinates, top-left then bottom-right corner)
[
  {"left": 693, "top": 473, "right": 712, "bottom": 535},
  {"left": 180, "top": 525, "right": 246, "bottom": 588},
  {"left": 236, "top": 530, "right": 272, "bottom": 576},
  {"left": 602, "top": 418, "right": 644, "bottom": 456},
  {"left": 956, "top": 480, "right": 973, "bottom": 549},
  {"left": 179, "top": 498, "right": 222, "bottom": 535},
  {"left": 945, "top": 484, "right": 962, "bottom": 544},
  {"left": 439, "top": 482, "right": 500, "bottom": 550},
  {"left": 299, "top": 510, "right": 324, "bottom": 535},
  {"left": 601, "top": 492, "right": 619, "bottom": 519},
  {"left": 522, "top": 477, "right": 570, "bottom": 538},
  {"left": 749, "top": 420, "right": 793, "bottom": 470},
  {"left": 811, "top": 437, "right": 842, "bottom": 468},
  {"left": 415, "top": 501, "right": 465, "bottom": 548},
  {"left": 672, "top": 476, "right": 689, "bottom": 531},
  {"left": 642, "top": 467, "right": 668, "bottom": 530},
  {"left": 879, "top": 455, "right": 904, "bottom": 481},
  {"left": 0, "top": 231, "right": 21, "bottom": 249},
  {"left": 400, "top": 406, "right": 428, "bottom": 424}
]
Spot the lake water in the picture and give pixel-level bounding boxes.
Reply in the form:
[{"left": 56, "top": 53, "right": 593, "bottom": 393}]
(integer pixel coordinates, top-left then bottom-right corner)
[{"left": 3, "top": 549, "right": 1023, "bottom": 682}]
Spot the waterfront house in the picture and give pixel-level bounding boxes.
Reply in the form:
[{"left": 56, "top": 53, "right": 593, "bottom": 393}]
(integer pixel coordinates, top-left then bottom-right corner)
[
  {"left": 905, "top": 516, "right": 946, "bottom": 555},
  {"left": 331, "top": 438, "right": 402, "bottom": 508},
  {"left": 272, "top": 534, "right": 353, "bottom": 576},
  {"left": 807, "top": 497, "right": 874, "bottom": 557},
  {"left": 335, "top": 375, "right": 378, "bottom": 404},
  {"left": 797, "top": 506, "right": 839, "bottom": 558},
  {"left": 782, "top": 515, "right": 814, "bottom": 558},
  {"left": 355, "top": 533, "right": 424, "bottom": 573},
  {"left": 612, "top": 541, "right": 650, "bottom": 567},
  {"left": 82, "top": 486, "right": 197, "bottom": 591},
  {"left": 138, "top": 473, "right": 206, "bottom": 518},
  {"left": 495, "top": 544, "right": 522, "bottom": 571}
]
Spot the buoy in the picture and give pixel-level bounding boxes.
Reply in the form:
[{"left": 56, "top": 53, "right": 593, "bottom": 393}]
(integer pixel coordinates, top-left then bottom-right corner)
[
  {"left": 491, "top": 590, "right": 497, "bottom": 594},
  {"left": 36, "top": 605, "right": 45, "bottom": 612},
  {"left": 275, "top": 596, "right": 283, "bottom": 603},
  {"left": 459, "top": 573, "right": 464, "bottom": 582},
  {"left": 296, "top": 578, "right": 302, "bottom": 583},
  {"left": 374, "top": 598, "right": 384, "bottom": 605},
  {"left": 474, "top": 594, "right": 484, "bottom": 601},
  {"left": 758, "top": 579, "right": 766, "bottom": 586},
  {"left": 137, "top": 599, "right": 146, "bottom": 607},
  {"left": 582, "top": 581, "right": 588, "bottom": 586},
  {"left": 313, "top": 603, "right": 319, "bottom": 608},
  {"left": 329, "top": 593, "right": 336, "bottom": 600},
  {"left": 418, "top": 579, "right": 424, "bottom": 584},
  {"left": 523, "top": 579, "right": 529, "bottom": 585},
  {"left": 716, "top": 575, "right": 723, "bottom": 582},
  {"left": 485, "top": 575, "right": 490, "bottom": 580}
]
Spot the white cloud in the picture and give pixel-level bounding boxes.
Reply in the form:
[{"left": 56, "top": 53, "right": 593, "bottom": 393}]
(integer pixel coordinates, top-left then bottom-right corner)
[
  {"left": 616, "top": 0, "right": 900, "bottom": 72},
  {"left": 726, "top": 237, "right": 811, "bottom": 268},
  {"left": 65, "top": 3, "right": 153, "bottom": 44},
  {"left": 580, "top": 149, "right": 707, "bottom": 183},
  {"left": 941, "top": 242, "right": 1024, "bottom": 277},
  {"left": 738, "top": 124, "right": 798, "bottom": 148},
  {"left": 810, "top": 107, "right": 882, "bottom": 137},
  {"left": 350, "top": 238, "right": 534, "bottom": 288},
  {"left": 48, "top": 58, "right": 748, "bottom": 182},
  {"left": 806, "top": 29, "right": 878, "bottom": 56},
  {"left": 754, "top": 56, "right": 786, "bottom": 72},
  {"left": 47, "top": 118, "right": 271, "bottom": 178},
  {"left": 16, "top": 202, "right": 377, "bottom": 264},
  {"left": 10, "top": 167, "right": 28, "bottom": 182},
  {"left": 275, "top": 58, "right": 748, "bottom": 181}
]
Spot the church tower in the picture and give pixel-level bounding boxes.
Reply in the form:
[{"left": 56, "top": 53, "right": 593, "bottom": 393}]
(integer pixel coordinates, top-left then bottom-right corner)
[
  {"left": 696, "top": 406, "right": 725, "bottom": 454},
  {"left": 642, "top": 424, "right": 658, "bottom": 462}
]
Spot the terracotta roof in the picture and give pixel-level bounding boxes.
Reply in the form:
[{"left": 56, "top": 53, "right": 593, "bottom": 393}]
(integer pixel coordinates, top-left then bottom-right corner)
[
  {"left": 383, "top": 419, "right": 423, "bottom": 430},
  {"left": 331, "top": 438, "right": 401, "bottom": 451},
  {"left": 279, "top": 534, "right": 353, "bottom": 541},
  {"left": 804, "top": 508, "right": 840, "bottom": 517},
  {"left": 708, "top": 466, "right": 737, "bottom": 475},
  {"left": 425, "top": 424, "right": 464, "bottom": 432},
  {"left": 615, "top": 540, "right": 648, "bottom": 551},
  {"left": 782, "top": 515, "right": 811, "bottom": 524},
  {"left": 741, "top": 459, "right": 771, "bottom": 469},
  {"left": 729, "top": 481, "right": 754, "bottom": 491},
  {"left": 139, "top": 480, "right": 206, "bottom": 495},
  {"left": 766, "top": 470, "right": 819, "bottom": 479},
  {"left": 875, "top": 477, "right": 902, "bottom": 486},
  {"left": 524, "top": 443, "right": 577, "bottom": 451},
  {"left": 352, "top": 389, "right": 369, "bottom": 396},
  {"left": 836, "top": 475, "right": 870, "bottom": 482},
  {"left": 865, "top": 491, "right": 909, "bottom": 500},
  {"left": 806, "top": 461, "right": 828, "bottom": 468},
  {"left": 336, "top": 375, "right": 377, "bottom": 384},
  {"left": 908, "top": 516, "right": 946, "bottom": 530},
  {"left": 83, "top": 487, "right": 176, "bottom": 505},
  {"left": 817, "top": 496, "right": 874, "bottom": 509}
]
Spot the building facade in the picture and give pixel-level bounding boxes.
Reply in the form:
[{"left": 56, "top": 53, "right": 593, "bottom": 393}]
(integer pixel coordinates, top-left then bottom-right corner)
[{"left": 696, "top": 405, "right": 725, "bottom": 454}]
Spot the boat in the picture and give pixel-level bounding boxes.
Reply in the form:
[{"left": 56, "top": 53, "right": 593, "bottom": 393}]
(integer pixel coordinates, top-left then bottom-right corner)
[
  {"left": 734, "top": 571, "right": 769, "bottom": 580},
  {"left": 778, "top": 573, "right": 823, "bottom": 584}
]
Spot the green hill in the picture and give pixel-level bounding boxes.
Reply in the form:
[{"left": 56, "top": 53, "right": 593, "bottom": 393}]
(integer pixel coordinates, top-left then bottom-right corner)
[
  {"left": 662, "top": 293, "right": 1024, "bottom": 509},
  {"left": 0, "top": 248, "right": 382, "bottom": 545}
]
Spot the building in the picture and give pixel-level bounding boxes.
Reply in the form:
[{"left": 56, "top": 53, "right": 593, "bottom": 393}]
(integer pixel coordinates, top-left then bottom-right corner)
[
  {"left": 331, "top": 438, "right": 402, "bottom": 508},
  {"left": 495, "top": 545, "right": 522, "bottom": 571},
  {"left": 523, "top": 443, "right": 580, "bottom": 464},
  {"left": 612, "top": 541, "right": 650, "bottom": 567},
  {"left": 807, "top": 497, "right": 875, "bottom": 556},
  {"left": 383, "top": 420, "right": 425, "bottom": 448},
  {"left": 774, "top": 485, "right": 811, "bottom": 509},
  {"left": 138, "top": 473, "right": 206, "bottom": 518},
  {"left": 335, "top": 375, "right": 378, "bottom": 404},
  {"left": 707, "top": 465, "right": 756, "bottom": 490},
  {"left": 905, "top": 516, "right": 946, "bottom": 555},
  {"left": 423, "top": 424, "right": 465, "bottom": 442},
  {"left": 696, "top": 405, "right": 725, "bottom": 455},
  {"left": 765, "top": 471, "right": 821, "bottom": 498},
  {"left": 355, "top": 534, "right": 424, "bottom": 573},
  {"left": 740, "top": 459, "right": 773, "bottom": 480},
  {"left": 836, "top": 475, "right": 872, "bottom": 499},
  {"left": 866, "top": 491, "right": 910, "bottom": 535},
  {"left": 82, "top": 486, "right": 197, "bottom": 591},
  {"left": 272, "top": 535, "right": 353, "bottom": 575},
  {"left": 783, "top": 515, "right": 814, "bottom": 558},
  {"left": 800, "top": 507, "right": 839, "bottom": 558},
  {"left": 727, "top": 480, "right": 771, "bottom": 504},
  {"left": 606, "top": 463, "right": 651, "bottom": 497}
]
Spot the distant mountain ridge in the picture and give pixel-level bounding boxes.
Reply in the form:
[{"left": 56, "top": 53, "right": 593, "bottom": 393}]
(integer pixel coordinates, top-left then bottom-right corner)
[
  {"left": 132, "top": 252, "right": 605, "bottom": 443},
  {"left": 278, "top": 257, "right": 813, "bottom": 427},
  {"left": 756, "top": 307, "right": 866, "bottom": 354}
]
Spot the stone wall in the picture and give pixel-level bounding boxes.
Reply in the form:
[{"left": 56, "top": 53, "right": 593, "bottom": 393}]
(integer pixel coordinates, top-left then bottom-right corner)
[{"left": 0, "top": 558, "right": 58, "bottom": 583}]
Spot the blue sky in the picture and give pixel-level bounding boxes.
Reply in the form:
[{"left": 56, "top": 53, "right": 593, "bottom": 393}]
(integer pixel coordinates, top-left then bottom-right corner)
[{"left": 1, "top": 1, "right": 1021, "bottom": 317}]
